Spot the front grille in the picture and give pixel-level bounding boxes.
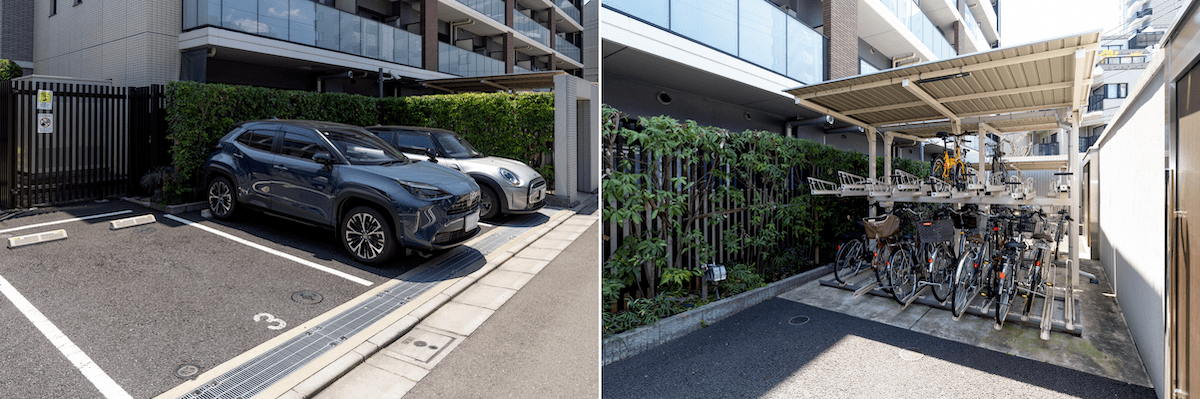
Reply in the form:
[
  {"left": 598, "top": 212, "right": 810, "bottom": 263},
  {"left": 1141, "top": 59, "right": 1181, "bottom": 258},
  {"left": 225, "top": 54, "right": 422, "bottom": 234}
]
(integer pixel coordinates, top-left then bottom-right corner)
[
  {"left": 447, "top": 191, "right": 480, "bottom": 215},
  {"left": 434, "top": 227, "right": 478, "bottom": 244},
  {"left": 528, "top": 178, "right": 546, "bottom": 204}
]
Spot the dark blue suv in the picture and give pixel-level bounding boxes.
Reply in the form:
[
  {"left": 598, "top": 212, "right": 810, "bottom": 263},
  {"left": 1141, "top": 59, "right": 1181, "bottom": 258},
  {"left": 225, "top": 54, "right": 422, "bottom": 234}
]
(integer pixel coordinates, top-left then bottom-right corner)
[{"left": 202, "top": 120, "right": 481, "bottom": 265}]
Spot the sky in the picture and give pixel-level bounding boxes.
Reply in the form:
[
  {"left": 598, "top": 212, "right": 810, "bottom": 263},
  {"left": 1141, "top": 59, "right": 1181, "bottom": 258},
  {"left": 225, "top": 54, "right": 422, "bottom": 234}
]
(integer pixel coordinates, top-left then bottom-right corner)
[{"left": 999, "top": 0, "right": 1122, "bottom": 46}]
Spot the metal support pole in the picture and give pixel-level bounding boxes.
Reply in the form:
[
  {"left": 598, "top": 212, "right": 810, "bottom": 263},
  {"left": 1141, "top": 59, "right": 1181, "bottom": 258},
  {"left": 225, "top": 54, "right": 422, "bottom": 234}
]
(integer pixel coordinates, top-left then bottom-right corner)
[
  {"left": 884, "top": 132, "right": 894, "bottom": 183},
  {"left": 868, "top": 127, "right": 878, "bottom": 217},
  {"left": 1069, "top": 113, "right": 1081, "bottom": 288}
]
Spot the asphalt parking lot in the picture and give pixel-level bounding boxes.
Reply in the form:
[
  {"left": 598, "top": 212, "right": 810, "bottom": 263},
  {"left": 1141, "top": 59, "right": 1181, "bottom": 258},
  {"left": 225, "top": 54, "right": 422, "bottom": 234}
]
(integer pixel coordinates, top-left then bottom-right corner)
[{"left": 0, "top": 199, "right": 507, "bottom": 398}]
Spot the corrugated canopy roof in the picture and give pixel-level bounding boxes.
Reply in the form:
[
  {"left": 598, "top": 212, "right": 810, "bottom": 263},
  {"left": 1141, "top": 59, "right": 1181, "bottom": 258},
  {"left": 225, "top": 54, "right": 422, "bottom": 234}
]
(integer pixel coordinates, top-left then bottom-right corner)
[
  {"left": 784, "top": 31, "right": 1101, "bottom": 138},
  {"left": 420, "top": 71, "right": 567, "bottom": 93}
]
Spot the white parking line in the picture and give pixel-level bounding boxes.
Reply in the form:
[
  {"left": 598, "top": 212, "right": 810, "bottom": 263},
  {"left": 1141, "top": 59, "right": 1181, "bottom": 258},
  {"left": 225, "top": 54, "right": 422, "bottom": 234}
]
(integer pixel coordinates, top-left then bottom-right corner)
[
  {"left": 0, "top": 210, "right": 133, "bottom": 234},
  {"left": 162, "top": 214, "right": 373, "bottom": 286},
  {"left": 0, "top": 273, "right": 132, "bottom": 399}
]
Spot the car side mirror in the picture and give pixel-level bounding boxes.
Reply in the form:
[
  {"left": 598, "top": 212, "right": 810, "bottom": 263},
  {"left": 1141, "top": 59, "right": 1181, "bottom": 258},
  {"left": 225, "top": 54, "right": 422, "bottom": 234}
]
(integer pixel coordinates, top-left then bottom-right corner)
[
  {"left": 313, "top": 152, "right": 334, "bottom": 166},
  {"left": 424, "top": 149, "right": 438, "bottom": 163}
]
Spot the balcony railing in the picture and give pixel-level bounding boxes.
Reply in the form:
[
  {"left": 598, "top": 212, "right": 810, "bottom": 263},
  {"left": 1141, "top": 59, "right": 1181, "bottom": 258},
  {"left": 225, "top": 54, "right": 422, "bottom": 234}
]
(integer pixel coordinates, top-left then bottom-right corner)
[
  {"left": 1080, "top": 134, "right": 1100, "bottom": 151},
  {"left": 182, "top": 0, "right": 422, "bottom": 68},
  {"left": 557, "top": 0, "right": 581, "bottom": 24},
  {"left": 439, "top": 42, "right": 507, "bottom": 77},
  {"left": 603, "top": 0, "right": 826, "bottom": 84},
  {"left": 962, "top": 6, "right": 987, "bottom": 48},
  {"left": 1087, "top": 94, "right": 1105, "bottom": 112},
  {"left": 556, "top": 36, "right": 582, "bottom": 62},
  {"left": 513, "top": 10, "right": 551, "bottom": 47},
  {"left": 459, "top": 0, "right": 506, "bottom": 24},
  {"left": 1031, "top": 142, "right": 1060, "bottom": 156},
  {"left": 876, "top": 0, "right": 956, "bottom": 60}
]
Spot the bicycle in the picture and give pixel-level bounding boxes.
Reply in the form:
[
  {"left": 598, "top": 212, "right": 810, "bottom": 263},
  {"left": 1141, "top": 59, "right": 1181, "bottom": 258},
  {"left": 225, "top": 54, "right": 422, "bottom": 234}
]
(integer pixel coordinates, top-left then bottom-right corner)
[
  {"left": 833, "top": 223, "right": 870, "bottom": 285},
  {"left": 991, "top": 206, "right": 1032, "bottom": 326},
  {"left": 950, "top": 206, "right": 999, "bottom": 318},
  {"left": 931, "top": 131, "right": 969, "bottom": 190},
  {"left": 886, "top": 206, "right": 957, "bottom": 305}
]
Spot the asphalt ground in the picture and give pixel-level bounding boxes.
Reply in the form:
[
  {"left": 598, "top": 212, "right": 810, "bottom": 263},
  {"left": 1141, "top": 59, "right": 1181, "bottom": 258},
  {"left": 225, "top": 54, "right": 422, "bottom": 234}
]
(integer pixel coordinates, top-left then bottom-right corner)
[
  {"left": 404, "top": 216, "right": 600, "bottom": 398},
  {"left": 602, "top": 297, "right": 1155, "bottom": 399},
  {"left": 0, "top": 200, "right": 507, "bottom": 398}
]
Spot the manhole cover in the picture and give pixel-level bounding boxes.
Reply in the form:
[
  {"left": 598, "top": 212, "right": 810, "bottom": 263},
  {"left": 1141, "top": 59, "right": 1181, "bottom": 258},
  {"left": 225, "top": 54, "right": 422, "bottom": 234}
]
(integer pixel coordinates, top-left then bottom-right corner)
[
  {"left": 899, "top": 347, "right": 924, "bottom": 361},
  {"left": 175, "top": 364, "right": 201, "bottom": 380},
  {"left": 413, "top": 340, "right": 427, "bottom": 347},
  {"left": 134, "top": 227, "right": 156, "bottom": 234},
  {"left": 292, "top": 290, "right": 323, "bottom": 304},
  {"left": 788, "top": 316, "right": 810, "bottom": 325}
]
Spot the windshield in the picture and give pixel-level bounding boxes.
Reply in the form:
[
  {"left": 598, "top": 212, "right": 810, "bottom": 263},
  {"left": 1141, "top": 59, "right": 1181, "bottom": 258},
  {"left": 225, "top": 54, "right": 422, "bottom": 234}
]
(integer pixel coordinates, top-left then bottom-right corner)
[
  {"left": 431, "top": 131, "right": 483, "bottom": 158},
  {"left": 322, "top": 127, "right": 410, "bottom": 165}
]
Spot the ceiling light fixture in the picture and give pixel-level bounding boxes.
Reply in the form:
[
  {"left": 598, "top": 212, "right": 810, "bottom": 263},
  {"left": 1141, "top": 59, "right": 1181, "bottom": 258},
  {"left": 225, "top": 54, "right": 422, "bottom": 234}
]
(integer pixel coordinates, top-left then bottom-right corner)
[{"left": 916, "top": 72, "right": 971, "bottom": 84}]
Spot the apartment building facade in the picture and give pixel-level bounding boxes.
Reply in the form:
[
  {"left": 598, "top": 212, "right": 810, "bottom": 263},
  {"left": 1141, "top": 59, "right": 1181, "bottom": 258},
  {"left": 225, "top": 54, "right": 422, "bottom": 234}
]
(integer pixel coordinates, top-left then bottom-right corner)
[
  {"left": 26, "top": 0, "right": 586, "bottom": 94},
  {"left": 601, "top": 0, "right": 1000, "bottom": 156},
  {"left": 0, "top": 0, "right": 34, "bottom": 73}
]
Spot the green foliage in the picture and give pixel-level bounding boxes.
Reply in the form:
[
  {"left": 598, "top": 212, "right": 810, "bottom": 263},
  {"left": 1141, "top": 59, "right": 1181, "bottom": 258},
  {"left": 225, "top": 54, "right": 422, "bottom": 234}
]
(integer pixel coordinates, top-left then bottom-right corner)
[
  {"left": 721, "top": 263, "right": 767, "bottom": 295},
  {"left": 162, "top": 82, "right": 554, "bottom": 203},
  {"left": 603, "top": 294, "right": 688, "bottom": 337},
  {"left": 0, "top": 59, "right": 22, "bottom": 81}
]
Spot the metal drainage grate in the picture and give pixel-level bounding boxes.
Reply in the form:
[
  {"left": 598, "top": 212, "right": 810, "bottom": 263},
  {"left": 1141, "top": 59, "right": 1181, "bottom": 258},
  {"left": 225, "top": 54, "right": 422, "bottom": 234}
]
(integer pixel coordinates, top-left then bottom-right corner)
[
  {"left": 176, "top": 215, "right": 549, "bottom": 399},
  {"left": 899, "top": 347, "right": 924, "bottom": 361},
  {"left": 788, "top": 316, "right": 810, "bottom": 326}
]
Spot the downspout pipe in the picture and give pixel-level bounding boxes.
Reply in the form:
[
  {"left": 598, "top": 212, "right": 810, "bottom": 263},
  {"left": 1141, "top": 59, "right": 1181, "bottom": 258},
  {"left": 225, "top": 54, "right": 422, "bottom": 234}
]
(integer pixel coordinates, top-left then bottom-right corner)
[{"left": 784, "top": 115, "right": 833, "bottom": 137}]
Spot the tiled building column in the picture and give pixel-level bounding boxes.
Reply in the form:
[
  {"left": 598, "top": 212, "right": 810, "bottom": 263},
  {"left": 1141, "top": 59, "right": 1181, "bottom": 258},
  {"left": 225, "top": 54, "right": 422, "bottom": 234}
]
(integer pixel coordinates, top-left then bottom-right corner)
[
  {"left": 506, "top": 0, "right": 515, "bottom": 73},
  {"left": 422, "top": 0, "right": 439, "bottom": 71},
  {"left": 823, "top": 0, "right": 857, "bottom": 79}
]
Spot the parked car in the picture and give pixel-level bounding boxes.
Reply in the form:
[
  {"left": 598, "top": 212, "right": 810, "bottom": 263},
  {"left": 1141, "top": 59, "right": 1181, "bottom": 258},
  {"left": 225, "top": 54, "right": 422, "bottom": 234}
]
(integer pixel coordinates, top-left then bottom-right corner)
[
  {"left": 366, "top": 126, "right": 546, "bottom": 220},
  {"left": 202, "top": 120, "right": 481, "bottom": 265}
]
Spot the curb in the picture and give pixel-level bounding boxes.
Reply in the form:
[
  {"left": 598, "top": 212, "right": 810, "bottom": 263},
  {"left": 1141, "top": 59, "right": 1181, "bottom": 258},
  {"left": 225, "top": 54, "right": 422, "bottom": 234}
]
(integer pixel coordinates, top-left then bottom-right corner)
[
  {"left": 270, "top": 208, "right": 582, "bottom": 399},
  {"left": 120, "top": 197, "right": 207, "bottom": 214},
  {"left": 601, "top": 264, "right": 832, "bottom": 366}
]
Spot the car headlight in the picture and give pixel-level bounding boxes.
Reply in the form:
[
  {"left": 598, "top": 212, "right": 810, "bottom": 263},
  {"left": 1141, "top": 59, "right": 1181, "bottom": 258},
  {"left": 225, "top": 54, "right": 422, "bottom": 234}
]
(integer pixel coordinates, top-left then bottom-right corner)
[
  {"left": 498, "top": 168, "right": 521, "bottom": 185},
  {"left": 396, "top": 180, "right": 452, "bottom": 200}
]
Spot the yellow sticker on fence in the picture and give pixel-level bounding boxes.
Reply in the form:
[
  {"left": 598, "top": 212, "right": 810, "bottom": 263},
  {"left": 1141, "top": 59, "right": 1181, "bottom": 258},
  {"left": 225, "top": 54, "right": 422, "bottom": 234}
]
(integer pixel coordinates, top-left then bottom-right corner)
[{"left": 37, "top": 90, "right": 52, "bottom": 110}]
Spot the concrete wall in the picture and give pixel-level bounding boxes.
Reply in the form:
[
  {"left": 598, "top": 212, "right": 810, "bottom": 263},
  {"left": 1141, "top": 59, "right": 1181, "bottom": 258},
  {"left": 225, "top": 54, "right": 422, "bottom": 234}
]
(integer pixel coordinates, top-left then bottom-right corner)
[
  {"left": 33, "top": 0, "right": 179, "bottom": 87},
  {"left": 1, "top": 0, "right": 35, "bottom": 65},
  {"left": 1095, "top": 61, "right": 1166, "bottom": 399}
]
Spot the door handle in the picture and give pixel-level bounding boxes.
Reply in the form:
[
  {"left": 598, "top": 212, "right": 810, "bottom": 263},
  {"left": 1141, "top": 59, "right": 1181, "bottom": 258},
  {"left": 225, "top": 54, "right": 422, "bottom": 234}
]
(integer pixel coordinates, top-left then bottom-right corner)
[
  {"left": 233, "top": 153, "right": 244, "bottom": 159},
  {"left": 273, "top": 165, "right": 288, "bottom": 171}
]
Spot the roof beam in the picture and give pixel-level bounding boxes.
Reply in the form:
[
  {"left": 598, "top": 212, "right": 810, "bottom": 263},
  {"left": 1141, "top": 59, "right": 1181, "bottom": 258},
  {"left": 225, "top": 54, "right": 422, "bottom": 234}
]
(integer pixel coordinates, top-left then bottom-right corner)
[
  {"left": 479, "top": 79, "right": 511, "bottom": 91},
  {"left": 423, "top": 83, "right": 455, "bottom": 93},
  {"left": 842, "top": 101, "right": 925, "bottom": 115},
  {"left": 792, "top": 45, "right": 1092, "bottom": 100},
  {"left": 794, "top": 97, "right": 873, "bottom": 130},
  {"left": 902, "top": 78, "right": 960, "bottom": 123},
  {"left": 1071, "top": 48, "right": 1091, "bottom": 113},
  {"left": 957, "top": 102, "right": 1073, "bottom": 118},
  {"left": 938, "top": 81, "right": 1075, "bottom": 103}
]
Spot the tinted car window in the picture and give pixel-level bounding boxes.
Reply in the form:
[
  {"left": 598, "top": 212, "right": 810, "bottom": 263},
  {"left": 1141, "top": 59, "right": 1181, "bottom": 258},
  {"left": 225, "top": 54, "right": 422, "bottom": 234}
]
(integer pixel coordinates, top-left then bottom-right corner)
[
  {"left": 322, "top": 127, "right": 409, "bottom": 165},
  {"left": 279, "top": 131, "right": 325, "bottom": 161},
  {"left": 430, "top": 131, "right": 483, "bottom": 158},
  {"left": 394, "top": 133, "right": 436, "bottom": 153},
  {"left": 236, "top": 130, "right": 276, "bottom": 152}
]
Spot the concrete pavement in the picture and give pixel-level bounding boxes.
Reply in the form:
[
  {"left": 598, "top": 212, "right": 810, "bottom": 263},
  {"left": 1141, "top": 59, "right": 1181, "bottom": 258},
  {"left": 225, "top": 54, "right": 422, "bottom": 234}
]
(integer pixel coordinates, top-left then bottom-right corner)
[{"left": 308, "top": 202, "right": 599, "bottom": 398}]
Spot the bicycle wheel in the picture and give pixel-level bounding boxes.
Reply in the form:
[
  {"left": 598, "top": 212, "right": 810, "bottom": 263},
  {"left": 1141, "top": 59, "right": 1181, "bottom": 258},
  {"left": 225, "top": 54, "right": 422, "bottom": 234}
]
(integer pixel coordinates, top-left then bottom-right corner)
[
  {"left": 930, "top": 243, "right": 955, "bottom": 302},
  {"left": 995, "top": 257, "right": 1015, "bottom": 325},
  {"left": 931, "top": 158, "right": 947, "bottom": 181},
  {"left": 951, "top": 245, "right": 980, "bottom": 317},
  {"left": 834, "top": 238, "right": 865, "bottom": 285},
  {"left": 888, "top": 247, "right": 917, "bottom": 305},
  {"left": 872, "top": 244, "right": 893, "bottom": 293}
]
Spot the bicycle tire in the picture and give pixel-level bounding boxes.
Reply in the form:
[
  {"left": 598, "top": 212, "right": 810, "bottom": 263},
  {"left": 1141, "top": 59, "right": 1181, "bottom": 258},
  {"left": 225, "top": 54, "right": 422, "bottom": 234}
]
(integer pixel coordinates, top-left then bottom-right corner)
[
  {"left": 888, "top": 247, "right": 917, "bottom": 305},
  {"left": 995, "top": 258, "right": 1015, "bottom": 325},
  {"left": 932, "top": 158, "right": 947, "bottom": 181},
  {"left": 930, "top": 243, "right": 955, "bottom": 302},
  {"left": 834, "top": 239, "right": 865, "bottom": 285},
  {"left": 873, "top": 244, "right": 893, "bottom": 293},
  {"left": 951, "top": 245, "right": 980, "bottom": 317}
]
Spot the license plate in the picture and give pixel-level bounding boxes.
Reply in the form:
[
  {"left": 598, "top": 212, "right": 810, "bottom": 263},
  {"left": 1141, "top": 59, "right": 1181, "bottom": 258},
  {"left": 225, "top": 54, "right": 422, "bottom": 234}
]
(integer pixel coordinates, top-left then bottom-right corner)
[
  {"left": 464, "top": 210, "right": 479, "bottom": 231},
  {"left": 531, "top": 186, "right": 545, "bottom": 203}
]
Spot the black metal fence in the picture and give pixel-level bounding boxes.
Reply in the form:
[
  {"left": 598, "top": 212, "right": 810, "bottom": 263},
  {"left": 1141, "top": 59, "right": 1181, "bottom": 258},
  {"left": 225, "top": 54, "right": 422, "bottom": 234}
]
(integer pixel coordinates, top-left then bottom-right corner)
[{"left": 0, "top": 80, "right": 169, "bottom": 209}]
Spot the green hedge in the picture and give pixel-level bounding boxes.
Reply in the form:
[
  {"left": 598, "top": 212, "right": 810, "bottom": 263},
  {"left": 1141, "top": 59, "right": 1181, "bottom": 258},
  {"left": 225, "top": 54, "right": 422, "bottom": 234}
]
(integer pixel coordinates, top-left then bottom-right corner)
[
  {"left": 0, "top": 59, "right": 22, "bottom": 82},
  {"left": 162, "top": 81, "right": 554, "bottom": 202}
]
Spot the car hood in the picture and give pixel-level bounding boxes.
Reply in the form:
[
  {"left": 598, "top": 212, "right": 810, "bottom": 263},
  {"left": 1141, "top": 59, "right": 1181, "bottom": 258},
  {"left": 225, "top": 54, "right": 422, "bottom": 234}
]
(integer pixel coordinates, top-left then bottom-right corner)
[
  {"left": 359, "top": 161, "right": 477, "bottom": 195},
  {"left": 460, "top": 156, "right": 543, "bottom": 181}
]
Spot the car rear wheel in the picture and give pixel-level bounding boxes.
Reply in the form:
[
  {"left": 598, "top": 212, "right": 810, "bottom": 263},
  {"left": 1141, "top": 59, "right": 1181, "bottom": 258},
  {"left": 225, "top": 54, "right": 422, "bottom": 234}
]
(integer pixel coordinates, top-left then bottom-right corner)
[
  {"left": 341, "top": 206, "right": 397, "bottom": 265},
  {"left": 207, "top": 176, "right": 238, "bottom": 220},
  {"left": 479, "top": 185, "right": 500, "bottom": 220}
]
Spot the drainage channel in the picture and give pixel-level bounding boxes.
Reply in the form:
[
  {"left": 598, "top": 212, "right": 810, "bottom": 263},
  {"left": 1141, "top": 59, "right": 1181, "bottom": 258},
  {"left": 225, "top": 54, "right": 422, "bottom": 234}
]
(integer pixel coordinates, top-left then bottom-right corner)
[{"left": 176, "top": 210, "right": 560, "bottom": 399}]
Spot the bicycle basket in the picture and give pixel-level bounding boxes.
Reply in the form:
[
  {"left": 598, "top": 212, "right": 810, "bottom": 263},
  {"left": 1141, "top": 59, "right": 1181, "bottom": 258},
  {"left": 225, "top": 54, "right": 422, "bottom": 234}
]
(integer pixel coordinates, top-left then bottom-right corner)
[
  {"left": 916, "top": 219, "right": 956, "bottom": 243},
  {"left": 864, "top": 214, "right": 900, "bottom": 239},
  {"left": 951, "top": 212, "right": 978, "bottom": 230}
]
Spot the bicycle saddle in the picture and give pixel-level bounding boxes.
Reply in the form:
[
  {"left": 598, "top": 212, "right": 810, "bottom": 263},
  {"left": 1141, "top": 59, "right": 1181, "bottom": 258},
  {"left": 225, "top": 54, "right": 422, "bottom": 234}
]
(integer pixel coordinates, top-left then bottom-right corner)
[
  {"left": 1032, "top": 233, "right": 1053, "bottom": 241},
  {"left": 936, "top": 131, "right": 950, "bottom": 138},
  {"left": 967, "top": 233, "right": 985, "bottom": 243},
  {"left": 1005, "top": 241, "right": 1027, "bottom": 250}
]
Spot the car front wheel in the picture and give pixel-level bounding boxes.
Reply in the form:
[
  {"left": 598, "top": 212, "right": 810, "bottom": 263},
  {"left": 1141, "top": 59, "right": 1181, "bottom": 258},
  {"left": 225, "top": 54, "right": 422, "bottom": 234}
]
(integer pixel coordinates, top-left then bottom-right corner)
[
  {"left": 341, "top": 206, "right": 398, "bottom": 265},
  {"left": 207, "top": 176, "right": 238, "bottom": 220},
  {"left": 479, "top": 185, "right": 500, "bottom": 220}
]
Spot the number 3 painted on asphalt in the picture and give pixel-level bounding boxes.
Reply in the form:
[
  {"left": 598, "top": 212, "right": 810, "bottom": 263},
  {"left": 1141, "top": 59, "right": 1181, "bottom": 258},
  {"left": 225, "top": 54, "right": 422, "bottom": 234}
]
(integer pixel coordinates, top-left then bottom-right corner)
[{"left": 253, "top": 313, "right": 287, "bottom": 330}]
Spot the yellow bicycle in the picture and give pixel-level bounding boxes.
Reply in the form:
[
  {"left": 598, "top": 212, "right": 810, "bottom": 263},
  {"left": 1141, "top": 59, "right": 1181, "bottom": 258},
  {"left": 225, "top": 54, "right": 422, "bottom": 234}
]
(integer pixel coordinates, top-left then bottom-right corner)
[{"left": 931, "top": 131, "right": 968, "bottom": 189}]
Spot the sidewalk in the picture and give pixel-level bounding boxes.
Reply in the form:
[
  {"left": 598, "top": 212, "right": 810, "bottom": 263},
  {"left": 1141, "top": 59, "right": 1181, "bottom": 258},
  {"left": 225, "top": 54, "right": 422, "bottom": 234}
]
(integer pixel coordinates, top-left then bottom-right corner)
[{"left": 300, "top": 199, "right": 598, "bottom": 398}]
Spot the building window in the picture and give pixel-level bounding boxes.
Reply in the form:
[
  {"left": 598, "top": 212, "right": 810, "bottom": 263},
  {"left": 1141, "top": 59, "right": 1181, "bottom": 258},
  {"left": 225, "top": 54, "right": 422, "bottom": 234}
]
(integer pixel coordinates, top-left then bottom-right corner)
[
  {"left": 860, "top": 59, "right": 879, "bottom": 75},
  {"left": 1092, "top": 83, "right": 1128, "bottom": 99}
]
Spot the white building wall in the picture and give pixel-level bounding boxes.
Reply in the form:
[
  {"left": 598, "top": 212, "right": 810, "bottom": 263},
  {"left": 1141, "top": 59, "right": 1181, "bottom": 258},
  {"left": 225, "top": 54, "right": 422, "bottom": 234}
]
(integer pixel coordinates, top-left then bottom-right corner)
[{"left": 1096, "top": 64, "right": 1166, "bottom": 399}]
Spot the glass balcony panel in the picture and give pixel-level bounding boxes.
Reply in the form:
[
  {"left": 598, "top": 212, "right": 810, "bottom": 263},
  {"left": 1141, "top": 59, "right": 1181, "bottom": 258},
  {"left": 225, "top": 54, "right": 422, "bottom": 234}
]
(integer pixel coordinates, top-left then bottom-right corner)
[
  {"left": 461, "top": 0, "right": 506, "bottom": 24},
  {"left": 205, "top": 0, "right": 222, "bottom": 25},
  {"left": 257, "top": 0, "right": 290, "bottom": 40},
  {"left": 514, "top": 64, "right": 532, "bottom": 74},
  {"left": 604, "top": 0, "right": 668, "bottom": 28},
  {"left": 380, "top": 24, "right": 395, "bottom": 62},
  {"left": 513, "top": 11, "right": 551, "bottom": 47},
  {"left": 363, "top": 19, "right": 380, "bottom": 58},
  {"left": 340, "top": 13, "right": 362, "bottom": 54},
  {"left": 184, "top": 0, "right": 199, "bottom": 29},
  {"left": 288, "top": 0, "right": 316, "bottom": 45},
  {"left": 315, "top": 4, "right": 340, "bottom": 50},
  {"left": 556, "top": 36, "right": 581, "bottom": 62},
  {"left": 558, "top": 0, "right": 581, "bottom": 23},
  {"left": 786, "top": 17, "right": 822, "bottom": 84},
  {"left": 439, "top": 42, "right": 505, "bottom": 77},
  {"left": 672, "top": 0, "right": 738, "bottom": 55},
  {"left": 223, "top": 0, "right": 260, "bottom": 34},
  {"left": 739, "top": 0, "right": 786, "bottom": 75},
  {"left": 395, "top": 29, "right": 422, "bottom": 67}
]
